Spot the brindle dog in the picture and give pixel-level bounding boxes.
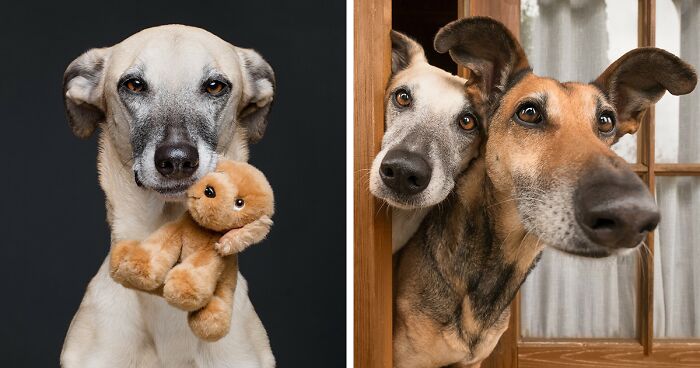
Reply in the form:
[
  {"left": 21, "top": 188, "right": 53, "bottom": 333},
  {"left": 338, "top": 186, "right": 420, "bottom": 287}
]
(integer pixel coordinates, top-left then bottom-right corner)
[{"left": 393, "top": 17, "right": 697, "bottom": 368}]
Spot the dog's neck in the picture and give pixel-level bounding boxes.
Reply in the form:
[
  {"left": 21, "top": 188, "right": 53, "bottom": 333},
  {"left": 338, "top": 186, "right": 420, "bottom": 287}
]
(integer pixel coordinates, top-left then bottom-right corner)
[
  {"left": 97, "top": 128, "right": 248, "bottom": 243},
  {"left": 421, "top": 158, "right": 544, "bottom": 338}
]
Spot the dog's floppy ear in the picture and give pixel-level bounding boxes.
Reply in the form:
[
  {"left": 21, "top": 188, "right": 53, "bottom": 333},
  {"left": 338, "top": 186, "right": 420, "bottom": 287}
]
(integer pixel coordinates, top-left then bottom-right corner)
[
  {"left": 434, "top": 17, "right": 530, "bottom": 103},
  {"left": 235, "top": 47, "right": 276, "bottom": 144},
  {"left": 391, "top": 30, "right": 426, "bottom": 75},
  {"left": 593, "top": 47, "right": 697, "bottom": 139},
  {"left": 63, "top": 47, "right": 110, "bottom": 139}
]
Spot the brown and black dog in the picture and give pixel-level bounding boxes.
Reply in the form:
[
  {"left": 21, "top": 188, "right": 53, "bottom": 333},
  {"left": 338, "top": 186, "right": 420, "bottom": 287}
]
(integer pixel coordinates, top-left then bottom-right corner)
[{"left": 393, "top": 17, "right": 697, "bottom": 368}]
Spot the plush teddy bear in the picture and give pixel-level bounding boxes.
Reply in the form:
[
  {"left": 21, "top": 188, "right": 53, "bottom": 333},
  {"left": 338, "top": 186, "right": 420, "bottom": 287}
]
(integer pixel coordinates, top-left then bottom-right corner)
[{"left": 109, "top": 159, "right": 274, "bottom": 341}]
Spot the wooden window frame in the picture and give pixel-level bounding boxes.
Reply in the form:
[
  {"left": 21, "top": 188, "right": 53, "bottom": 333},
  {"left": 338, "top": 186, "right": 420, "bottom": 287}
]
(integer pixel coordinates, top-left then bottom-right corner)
[{"left": 354, "top": 0, "right": 700, "bottom": 367}]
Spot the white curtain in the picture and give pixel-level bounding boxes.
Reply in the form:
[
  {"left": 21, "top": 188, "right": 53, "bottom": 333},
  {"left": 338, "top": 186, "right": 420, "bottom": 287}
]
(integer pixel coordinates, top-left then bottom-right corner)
[
  {"left": 520, "top": 0, "right": 699, "bottom": 338},
  {"left": 653, "top": 0, "right": 700, "bottom": 338}
]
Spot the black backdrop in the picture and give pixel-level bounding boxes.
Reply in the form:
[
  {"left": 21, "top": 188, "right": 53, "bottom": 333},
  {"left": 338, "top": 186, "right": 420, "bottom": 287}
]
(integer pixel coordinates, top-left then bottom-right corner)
[{"left": 0, "top": 1, "right": 345, "bottom": 366}]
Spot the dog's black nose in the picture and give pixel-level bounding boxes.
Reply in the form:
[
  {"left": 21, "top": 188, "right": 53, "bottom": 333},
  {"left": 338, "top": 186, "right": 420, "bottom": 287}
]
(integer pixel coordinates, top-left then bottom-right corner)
[
  {"left": 379, "top": 149, "right": 432, "bottom": 196},
  {"left": 154, "top": 142, "right": 199, "bottom": 179},
  {"left": 575, "top": 161, "right": 660, "bottom": 249}
]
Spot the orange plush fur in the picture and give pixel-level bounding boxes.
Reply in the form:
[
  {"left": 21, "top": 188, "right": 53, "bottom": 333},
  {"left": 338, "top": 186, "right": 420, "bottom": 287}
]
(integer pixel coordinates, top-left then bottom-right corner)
[{"left": 109, "top": 160, "right": 274, "bottom": 341}]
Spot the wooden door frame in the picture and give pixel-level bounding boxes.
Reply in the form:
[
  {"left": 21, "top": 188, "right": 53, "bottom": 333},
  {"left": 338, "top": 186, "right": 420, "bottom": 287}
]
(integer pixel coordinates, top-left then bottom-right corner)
[{"left": 354, "top": 0, "right": 392, "bottom": 366}]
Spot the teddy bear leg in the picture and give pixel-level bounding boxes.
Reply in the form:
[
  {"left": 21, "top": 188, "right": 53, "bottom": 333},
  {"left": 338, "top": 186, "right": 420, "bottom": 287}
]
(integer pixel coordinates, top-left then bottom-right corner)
[
  {"left": 188, "top": 256, "right": 238, "bottom": 341},
  {"left": 109, "top": 223, "right": 182, "bottom": 291},
  {"left": 163, "top": 248, "right": 225, "bottom": 311}
]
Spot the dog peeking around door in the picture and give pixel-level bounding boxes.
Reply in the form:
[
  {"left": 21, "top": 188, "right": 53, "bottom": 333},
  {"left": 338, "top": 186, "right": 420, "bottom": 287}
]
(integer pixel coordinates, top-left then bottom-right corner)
[
  {"left": 369, "top": 31, "right": 483, "bottom": 252},
  {"left": 393, "top": 17, "right": 697, "bottom": 368}
]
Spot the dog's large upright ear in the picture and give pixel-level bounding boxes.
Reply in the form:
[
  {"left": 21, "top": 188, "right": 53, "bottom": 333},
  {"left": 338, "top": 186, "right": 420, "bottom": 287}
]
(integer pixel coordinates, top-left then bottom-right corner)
[
  {"left": 235, "top": 48, "right": 276, "bottom": 143},
  {"left": 434, "top": 17, "right": 530, "bottom": 104},
  {"left": 391, "top": 31, "right": 426, "bottom": 75},
  {"left": 63, "top": 48, "right": 111, "bottom": 139},
  {"left": 593, "top": 48, "right": 697, "bottom": 139}
]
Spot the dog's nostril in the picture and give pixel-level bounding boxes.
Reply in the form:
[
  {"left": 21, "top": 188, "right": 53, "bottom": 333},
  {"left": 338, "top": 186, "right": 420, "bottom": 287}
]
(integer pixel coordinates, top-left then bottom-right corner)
[
  {"left": 407, "top": 175, "right": 419, "bottom": 188},
  {"left": 592, "top": 217, "right": 616, "bottom": 230},
  {"left": 382, "top": 167, "right": 395, "bottom": 178},
  {"left": 182, "top": 160, "right": 199, "bottom": 170}
]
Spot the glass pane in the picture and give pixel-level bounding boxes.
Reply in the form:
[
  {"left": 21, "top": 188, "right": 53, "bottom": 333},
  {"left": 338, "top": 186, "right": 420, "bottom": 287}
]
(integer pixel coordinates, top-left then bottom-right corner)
[
  {"left": 519, "top": 0, "right": 640, "bottom": 338},
  {"left": 521, "top": 249, "right": 639, "bottom": 338},
  {"left": 655, "top": 0, "right": 700, "bottom": 163},
  {"left": 654, "top": 176, "right": 700, "bottom": 337},
  {"left": 521, "top": 0, "right": 638, "bottom": 163}
]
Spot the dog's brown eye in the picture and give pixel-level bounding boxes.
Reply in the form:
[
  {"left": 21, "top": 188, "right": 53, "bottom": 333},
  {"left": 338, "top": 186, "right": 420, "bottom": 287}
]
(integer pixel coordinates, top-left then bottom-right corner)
[
  {"left": 234, "top": 198, "right": 245, "bottom": 209},
  {"left": 395, "top": 89, "right": 412, "bottom": 107},
  {"left": 459, "top": 113, "right": 477, "bottom": 131},
  {"left": 598, "top": 113, "right": 615, "bottom": 134},
  {"left": 515, "top": 104, "right": 542, "bottom": 125},
  {"left": 205, "top": 80, "right": 226, "bottom": 96},
  {"left": 204, "top": 186, "right": 216, "bottom": 198},
  {"left": 125, "top": 78, "right": 145, "bottom": 93}
]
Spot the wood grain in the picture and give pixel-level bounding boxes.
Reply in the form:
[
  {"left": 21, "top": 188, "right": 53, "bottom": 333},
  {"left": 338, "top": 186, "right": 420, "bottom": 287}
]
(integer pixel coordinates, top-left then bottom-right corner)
[
  {"left": 354, "top": 0, "right": 392, "bottom": 366},
  {"left": 638, "top": 0, "right": 656, "bottom": 355},
  {"left": 654, "top": 164, "right": 700, "bottom": 175},
  {"left": 519, "top": 342, "right": 700, "bottom": 367}
]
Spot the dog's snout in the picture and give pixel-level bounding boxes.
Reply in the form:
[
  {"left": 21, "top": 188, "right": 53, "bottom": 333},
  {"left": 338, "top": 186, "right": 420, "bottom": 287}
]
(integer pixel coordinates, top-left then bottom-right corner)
[
  {"left": 154, "top": 142, "right": 199, "bottom": 179},
  {"left": 574, "top": 162, "right": 660, "bottom": 249},
  {"left": 379, "top": 149, "right": 432, "bottom": 196}
]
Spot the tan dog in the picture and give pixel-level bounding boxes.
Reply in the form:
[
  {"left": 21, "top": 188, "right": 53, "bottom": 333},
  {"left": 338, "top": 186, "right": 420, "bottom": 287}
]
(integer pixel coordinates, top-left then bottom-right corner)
[
  {"left": 110, "top": 160, "right": 274, "bottom": 341},
  {"left": 394, "top": 17, "right": 697, "bottom": 368},
  {"left": 61, "top": 25, "right": 276, "bottom": 368}
]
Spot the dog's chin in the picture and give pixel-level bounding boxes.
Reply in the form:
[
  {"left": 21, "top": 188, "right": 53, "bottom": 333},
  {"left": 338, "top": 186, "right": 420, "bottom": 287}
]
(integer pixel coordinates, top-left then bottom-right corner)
[
  {"left": 135, "top": 174, "right": 197, "bottom": 201},
  {"left": 371, "top": 188, "right": 445, "bottom": 210},
  {"left": 153, "top": 187, "right": 189, "bottom": 201},
  {"left": 548, "top": 236, "right": 644, "bottom": 259}
]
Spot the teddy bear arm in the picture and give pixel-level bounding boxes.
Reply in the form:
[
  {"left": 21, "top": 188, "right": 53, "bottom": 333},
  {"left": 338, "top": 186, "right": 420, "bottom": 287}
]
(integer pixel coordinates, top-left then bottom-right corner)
[
  {"left": 215, "top": 215, "right": 273, "bottom": 256},
  {"left": 110, "top": 221, "right": 183, "bottom": 291},
  {"left": 141, "top": 221, "right": 185, "bottom": 274}
]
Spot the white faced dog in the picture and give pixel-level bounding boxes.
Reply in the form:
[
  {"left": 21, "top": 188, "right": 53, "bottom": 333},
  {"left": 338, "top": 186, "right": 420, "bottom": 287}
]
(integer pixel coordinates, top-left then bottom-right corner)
[{"left": 61, "top": 25, "right": 276, "bottom": 368}]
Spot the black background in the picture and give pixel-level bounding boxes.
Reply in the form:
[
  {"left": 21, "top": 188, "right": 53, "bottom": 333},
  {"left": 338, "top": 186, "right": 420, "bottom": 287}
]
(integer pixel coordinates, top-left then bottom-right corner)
[{"left": 0, "top": 1, "right": 345, "bottom": 366}]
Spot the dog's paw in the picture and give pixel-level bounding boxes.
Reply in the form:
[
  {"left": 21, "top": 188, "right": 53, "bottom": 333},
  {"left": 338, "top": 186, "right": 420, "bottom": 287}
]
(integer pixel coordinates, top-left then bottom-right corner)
[
  {"left": 188, "top": 297, "right": 232, "bottom": 341},
  {"left": 109, "top": 241, "right": 161, "bottom": 290},
  {"left": 163, "top": 267, "right": 213, "bottom": 311}
]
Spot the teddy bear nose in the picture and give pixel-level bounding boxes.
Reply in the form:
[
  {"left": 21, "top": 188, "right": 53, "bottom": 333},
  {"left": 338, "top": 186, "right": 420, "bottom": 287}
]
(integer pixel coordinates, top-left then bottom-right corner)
[{"left": 154, "top": 142, "right": 199, "bottom": 179}]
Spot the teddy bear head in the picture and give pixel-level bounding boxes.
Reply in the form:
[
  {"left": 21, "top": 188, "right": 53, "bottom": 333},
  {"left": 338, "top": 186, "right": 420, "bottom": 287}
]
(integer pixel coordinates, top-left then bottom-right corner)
[{"left": 186, "top": 160, "right": 274, "bottom": 232}]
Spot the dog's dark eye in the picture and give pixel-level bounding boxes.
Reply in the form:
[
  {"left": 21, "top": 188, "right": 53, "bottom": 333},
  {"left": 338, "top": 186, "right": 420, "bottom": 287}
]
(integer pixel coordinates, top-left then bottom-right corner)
[
  {"left": 234, "top": 198, "right": 245, "bottom": 210},
  {"left": 204, "top": 186, "right": 216, "bottom": 198},
  {"left": 514, "top": 104, "right": 543, "bottom": 125},
  {"left": 458, "top": 113, "right": 478, "bottom": 131},
  {"left": 598, "top": 113, "right": 615, "bottom": 134},
  {"left": 394, "top": 89, "right": 412, "bottom": 107},
  {"left": 205, "top": 80, "right": 227, "bottom": 96},
  {"left": 124, "top": 78, "right": 146, "bottom": 93}
]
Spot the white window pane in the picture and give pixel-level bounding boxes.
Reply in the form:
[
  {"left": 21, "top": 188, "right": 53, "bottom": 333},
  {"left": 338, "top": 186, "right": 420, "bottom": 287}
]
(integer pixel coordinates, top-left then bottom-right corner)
[
  {"left": 519, "top": 0, "right": 640, "bottom": 338},
  {"left": 521, "top": 249, "right": 639, "bottom": 338},
  {"left": 655, "top": 0, "right": 700, "bottom": 163},
  {"left": 654, "top": 176, "right": 700, "bottom": 338},
  {"left": 521, "top": 0, "right": 638, "bottom": 163}
]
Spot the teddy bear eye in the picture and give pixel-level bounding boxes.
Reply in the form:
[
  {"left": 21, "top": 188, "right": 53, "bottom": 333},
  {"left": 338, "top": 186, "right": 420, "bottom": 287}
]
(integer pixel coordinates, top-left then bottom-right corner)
[
  {"left": 234, "top": 198, "right": 245, "bottom": 210},
  {"left": 204, "top": 186, "right": 216, "bottom": 198}
]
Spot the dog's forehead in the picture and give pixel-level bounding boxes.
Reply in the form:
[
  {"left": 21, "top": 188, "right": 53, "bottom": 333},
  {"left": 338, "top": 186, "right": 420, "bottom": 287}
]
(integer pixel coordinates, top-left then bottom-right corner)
[
  {"left": 107, "top": 25, "right": 242, "bottom": 83},
  {"left": 393, "top": 64, "right": 469, "bottom": 110}
]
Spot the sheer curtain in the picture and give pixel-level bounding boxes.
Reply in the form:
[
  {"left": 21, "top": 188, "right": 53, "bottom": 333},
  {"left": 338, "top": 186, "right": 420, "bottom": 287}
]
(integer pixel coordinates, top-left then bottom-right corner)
[
  {"left": 653, "top": 0, "right": 700, "bottom": 338},
  {"left": 520, "top": 0, "right": 639, "bottom": 338},
  {"left": 519, "top": 0, "right": 699, "bottom": 338}
]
